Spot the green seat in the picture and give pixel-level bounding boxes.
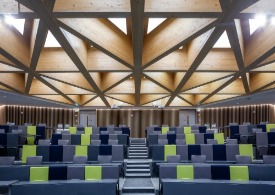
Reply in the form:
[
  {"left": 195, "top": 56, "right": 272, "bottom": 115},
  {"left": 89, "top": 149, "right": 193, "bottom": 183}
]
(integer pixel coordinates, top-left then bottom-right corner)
[
  {"left": 185, "top": 134, "right": 195, "bottom": 144},
  {"left": 164, "top": 145, "right": 176, "bottom": 161},
  {"left": 84, "top": 127, "right": 92, "bottom": 134},
  {"left": 162, "top": 127, "right": 169, "bottom": 134},
  {"left": 75, "top": 145, "right": 88, "bottom": 156},
  {"left": 230, "top": 166, "right": 249, "bottom": 181},
  {"left": 177, "top": 165, "right": 194, "bottom": 180},
  {"left": 27, "top": 126, "right": 36, "bottom": 145},
  {"left": 30, "top": 167, "right": 49, "bottom": 182},
  {"left": 184, "top": 127, "right": 191, "bottom": 134},
  {"left": 85, "top": 166, "right": 102, "bottom": 180},
  {"left": 239, "top": 144, "right": 254, "bottom": 160},
  {"left": 214, "top": 133, "right": 224, "bottom": 144},
  {"left": 69, "top": 127, "right": 77, "bottom": 134},
  {"left": 81, "top": 134, "right": 91, "bottom": 145},
  {"left": 22, "top": 145, "right": 37, "bottom": 163},
  {"left": 266, "top": 124, "right": 275, "bottom": 132}
]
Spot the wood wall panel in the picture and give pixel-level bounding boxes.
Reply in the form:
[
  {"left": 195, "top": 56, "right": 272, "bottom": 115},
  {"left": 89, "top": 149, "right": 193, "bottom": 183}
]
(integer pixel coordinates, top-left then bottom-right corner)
[
  {"left": 4, "top": 105, "right": 76, "bottom": 127},
  {"left": 200, "top": 104, "right": 272, "bottom": 128},
  {"left": 97, "top": 109, "right": 179, "bottom": 138}
]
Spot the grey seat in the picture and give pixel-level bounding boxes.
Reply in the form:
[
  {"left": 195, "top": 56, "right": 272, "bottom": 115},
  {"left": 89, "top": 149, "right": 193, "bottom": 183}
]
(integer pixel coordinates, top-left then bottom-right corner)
[
  {"left": 0, "top": 156, "right": 15, "bottom": 165},
  {"left": 97, "top": 155, "right": 112, "bottom": 163},
  {"left": 91, "top": 134, "right": 100, "bottom": 140},
  {"left": 225, "top": 139, "right": 238, "bottom": 144},
  {"left": 26, "top": 156, "right": 43, "bottom": 165},
  {"left": 206, "top": 130, "right": 215, "bottom": 134},
  {"left": 73, "top": 156, "right": 88, "bottom": 164},
  {"left": 101, "top": 131, "right": 109, "bottom": 135},
  {"left": 226, "top": 144, "right": 239, "bottom": 161},
  {"left": 176, "top": 134, "right": 185, "bottom": 139},
  {"left": 158, "top": 139, "right": 168, "bottom": 145},
  {"left": 108, "top": 139, "right": 118, "bottom": 145},
  {"left": 195, "top": 134, "right": 204, "bottom": 144},
  {"left": 12, "top": 129, "right": 22, "bottom": 134},
  {"left": 194, "top": 164, "right": 211, "bottom": 179},
  {"left": 252, "top": 128, "right": 262, "bottom": 133},
  {"left": 0, "top": 129, "right": 5, "bottom": 133},
  {"left": 92, "top": 127, "right": 100, "bottom": 134},
  {"left": 176, "top": 127, "right": 183, "bottom": 134},
  {"left": 263, "top": 155, "right": 275, "bottom": 164},
  {"left": 109, "top": 134, "right": 118, "bottom": 140},
  {"left": 239, "top": 125, "right": 249, "bottom": 144},
  {"left": 192, "top": 130, "right": 199, "bottom": 134},
  {"left": 63, "top": 145, "right": 75, "bottom": 162},
  {"left": 115, "top": 131, "right": 122, "bottom": 135},
  {"left": 61, "top": 130, "right": 70, "bottom": 134},
  {"left": 256, "top": 132, "right": 268, "bottom": 158},
  {"left": 200, "top": 144, "right": 213, "bottom": 161},
  {"left": 58, "top": 140, "right": 70, "bottom": 145},
  {"left": 158, "top": 134, "right": 167, "bottom": 139},
  {"left": 67, "top": 166, "right": 84, "bottom": 180},
  {"left": 191, "top": 155, "right": 206, "bottom": 163},
  {"left": 167, "top": 131, "right": 175, "bottom": 134},
  {"left": 107, "top": 127, "right": 115, "bottom": 134},
  {"left": 38, "top": 139, "right": 51, "bottom": 146},
  {"left": 76, "top": 131, "right": 84, "bottom": 135},
  {"left": 207, "top": 139, "right": 218, "bottom": 144},
  {"left": 91, "top": 140, "right": 101, "bottom": 146},
  {"left": 270, "top": 128, "right": 275, "bottom": 132},
  {"left": 235, "top": 155, "right": 252, "bottom": 164},
  {"left": 166, "top": 155, "right": 180, "bottom": 163},
  {"left": 176, "top": 139, "right": 186, "bottom": 145}
]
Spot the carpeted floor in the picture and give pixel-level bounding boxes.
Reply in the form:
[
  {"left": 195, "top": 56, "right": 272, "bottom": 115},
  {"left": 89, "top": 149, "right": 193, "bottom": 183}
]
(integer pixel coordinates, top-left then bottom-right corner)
[{"left": 123, "top": 178, "right": 154, "bottom": 188}]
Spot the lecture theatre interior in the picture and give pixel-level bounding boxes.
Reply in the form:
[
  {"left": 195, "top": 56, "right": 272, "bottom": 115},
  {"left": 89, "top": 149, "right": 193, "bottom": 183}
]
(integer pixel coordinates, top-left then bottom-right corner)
[{"left": 0, "top": 0, "right": 275, "bottom": 195}]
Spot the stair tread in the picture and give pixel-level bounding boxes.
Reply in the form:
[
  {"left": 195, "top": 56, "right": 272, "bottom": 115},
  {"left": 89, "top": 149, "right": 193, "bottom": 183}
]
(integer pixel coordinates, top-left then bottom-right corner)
[
  {"left": 123, "top": 187, "right": 155, "bottom": 190},
  {"left": 122, "top": 193, "right": 155, "bottom": 195},
  {"left": 127, "top": 164, "right": 150, "bottom": 167},
  {"left": 126, "top": 168, "right": 150, "bottom": 171},
  {"left": 125, "top": 173, "right": 151, "bottom": 177}
]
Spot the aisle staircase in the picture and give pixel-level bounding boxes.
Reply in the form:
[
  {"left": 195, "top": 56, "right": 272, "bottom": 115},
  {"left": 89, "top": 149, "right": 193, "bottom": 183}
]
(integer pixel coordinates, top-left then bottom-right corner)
[{"left": 121, "top": 138, "right": 155, "bottom": 195}]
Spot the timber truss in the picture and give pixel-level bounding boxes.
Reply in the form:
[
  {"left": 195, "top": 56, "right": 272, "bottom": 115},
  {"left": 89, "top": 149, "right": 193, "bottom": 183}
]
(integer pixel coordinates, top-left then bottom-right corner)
[{"left": 0, "top": 0, "right": 274, "bottom": 107}]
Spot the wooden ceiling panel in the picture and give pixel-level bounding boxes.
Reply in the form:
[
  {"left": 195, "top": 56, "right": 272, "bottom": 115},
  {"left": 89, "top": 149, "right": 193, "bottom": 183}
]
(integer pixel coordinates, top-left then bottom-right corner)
[{"left": 0, "top": 0, "right": 272, "bottom": 107}]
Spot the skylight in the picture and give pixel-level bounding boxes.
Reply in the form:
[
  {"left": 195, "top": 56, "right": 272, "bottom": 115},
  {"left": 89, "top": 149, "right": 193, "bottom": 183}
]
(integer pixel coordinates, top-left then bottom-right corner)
[
  {"left": 213, "top": 31, "right": 231, "bottom": 48},
  {"left": 147, "top": 18, "right": 166, "bottom": 34},
  {"left": 108, "top": 18, "right": 127, "bottom": 34},
  {"left": 44, "top": 31, "right": 61, "bottom": 48},
  {"left": 249, "top": 15, "right": 267, "bottom": 35},
  {"left": 5, "top": 16, "right": 25, "bottom": 35}
]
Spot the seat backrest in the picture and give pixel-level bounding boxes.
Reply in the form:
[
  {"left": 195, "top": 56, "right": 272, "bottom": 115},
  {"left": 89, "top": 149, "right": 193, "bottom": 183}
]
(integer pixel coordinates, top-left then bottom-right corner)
[
  {"left": 158, "top": 134, "right": 167, "bottom": 139},
  {"left": 58, "top": 139, "right": 70, "bottom": 145},
  {"left": 64, "top": 124, "right": 70, "bottom": 129},
  {"left": 176, "top": 139, "right": 186, "bottom": 145},
  {"left": 76, "top": 131, "right": 84, "bottom": 135},
  {"left": 239, "top": 125, "right": 249, "bottom": 135},
  {"left": 91, "top": 140, "right": 101, "bottom": 146},
  {"left": 256, "top": 132, "right": 268, "bottom": 146},
  {"left": 252, "top": 128, "right": 262, "bottom": 133},
  {"left": 176, "top": 127, "right": 183, "bottom": 134},
  {"left": 97, "top": 155, "right": 112, "bottom": 163},
  {"left": 12, "top": 129, "right": 22, "bottom": 134},
  {"left": 226, "top": 139, "right": 238, "bottom": 144},
  {"left": 263, "top": 155, "right": 275, "bottom": 164},
  {"left": 61, "top": 130, "right": 70, "bottom": 134},
  {"left": 191, "top": 155, "right": 206, "bottom": 163},
  {"left": 235, "top": 155, "right": 252, "bottom": 164},
  {"left": 206, "top": 130, "right": 215, "bottom": 134},
  {"left": 26, "top": 156, "right": 43, "bottom": 165},
  {"left": 108, "top": 139, "right": 118, "bottom": 145},
  {"left": 73, "top": 156, "right": 88, "bottom": 164},
  {"left": 207, "top": 139, "right": 218, "bottom": 144},
  {"left": 166, "top": 155, "right": 180, "bottom": 163},
  {"left": 167, "top": 131, "right": 175, "bottom": 134},
  {"left": 176, "top": 134, "right": 185, "bottom": 139},
  {"left": 38, "top": 139, "right": 51, "bottom": 146},
  {"left": 101, "top": 131, "right": 109, "bottom": 135},
  {"left": 192, "top": 130, "right": 199, "bottom": 134},
  {"left": 115, "top": 131, "right": 122, "bottom": 135},
  {"left": 158, "top": 139, "right": 168, "bottom": 145},
  {"left": 107, "top": 127, "right": 115, "bottom": 133},
  {"left": 0, "top": 156, "right": 15, "bottom": 165},
  {"left": 270, "top": 128, "right": 275, "bottom": 132},
  {"left": 0, "top": 129, "right": 5, "bottom": 133},
  {"left": 109, "top": 134, "right": 118, "bottom": 140},
  {"left": 57, "top": 124, "right": 63, "bottom": 128}
]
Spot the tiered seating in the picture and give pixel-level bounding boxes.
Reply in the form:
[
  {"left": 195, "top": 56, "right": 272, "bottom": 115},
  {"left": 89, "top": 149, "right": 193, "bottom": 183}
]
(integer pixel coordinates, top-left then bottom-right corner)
[
  {"left": 159, "top": 164, "right": 275, "bottom": 195},
  {"left": 21, "top": 145, "right": 124, "bottom": 163},
  {"left": 0, "top": 165, "right": 119, "bottom": 195}
]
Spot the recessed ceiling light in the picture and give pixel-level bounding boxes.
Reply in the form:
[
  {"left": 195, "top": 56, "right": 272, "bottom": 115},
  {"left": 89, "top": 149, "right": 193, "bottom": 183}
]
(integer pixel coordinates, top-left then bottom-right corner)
[{"left": 130, "top": 77, "right": 132, "bottom": 79}]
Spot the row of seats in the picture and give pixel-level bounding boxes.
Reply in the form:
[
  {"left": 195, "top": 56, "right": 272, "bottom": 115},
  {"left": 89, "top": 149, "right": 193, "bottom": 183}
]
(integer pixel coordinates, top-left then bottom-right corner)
[
  {"left": 22, "top": 145, "right": 124, "bottom": 163},
  {"left": 151, "top": 144, "right": 253, "bottom": 162},
  {"left": 148, "top": 133, "right": 225, "bottom": 145},
  {"left": 51, "top": 133, "right": 129, "bottom": 145},
  {"left": 0, "top": 164, "right": 119, "bottom": 182}
]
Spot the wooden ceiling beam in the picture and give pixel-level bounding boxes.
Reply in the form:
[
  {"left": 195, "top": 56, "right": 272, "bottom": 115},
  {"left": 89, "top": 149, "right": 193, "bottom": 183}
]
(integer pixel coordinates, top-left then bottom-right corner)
[
  {"left": 142, "top": 18, "right": 217, "bottom": 68},
  {"left": 58, "top": 18, "right": 133, "bottom": 69},
  {"left": 25, "top": 18, "right": 49, "bottom": 94},
  {"left": 225, "top": 19, "right": 250, "bottom": 93},
  {"left": 131, "top": 0, "right": 145, "bottom": 106},
  {"left": 16, "top": 0, "right": 110, "bottom": 106}
]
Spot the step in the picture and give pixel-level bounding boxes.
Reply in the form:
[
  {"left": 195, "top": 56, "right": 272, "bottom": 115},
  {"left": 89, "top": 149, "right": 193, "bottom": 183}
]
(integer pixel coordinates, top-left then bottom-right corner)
[
  {"left": 129, "top": 147, "right": 147, "bottom": 150},
  {"left": 130, "top": 138, "right": 147, "bottom": 144},
  {"left": 122, "top": 193, "right": 155, "bottom": 195},
  {"left": 126, "top": 169, "right": 150, "bottom": 174},
  {"left": 126, "top": 164, "right": 150, "bottom": 169},
  {"left": 128, "top": 149, "right": 147, "bottom": 153},
  {"left": 125, "top": 173, "right": 151, "bottom": 178},
  {"left": 128, "top": 156, "right": 148, "bottom": 159},
  {"left": 128, "top": 154, "right": 148, "bottom": 157},
  {"left": 126, "top": 161, "right": 150, "bottom": 165},
  {"left": 122, "top": 187, "right": 155, "bottom": 193}
]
